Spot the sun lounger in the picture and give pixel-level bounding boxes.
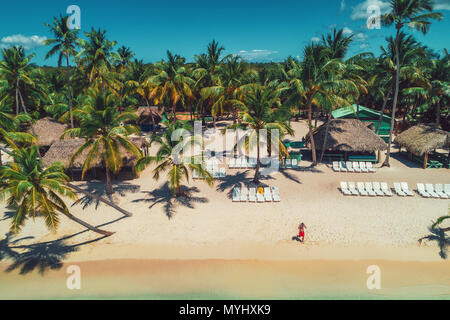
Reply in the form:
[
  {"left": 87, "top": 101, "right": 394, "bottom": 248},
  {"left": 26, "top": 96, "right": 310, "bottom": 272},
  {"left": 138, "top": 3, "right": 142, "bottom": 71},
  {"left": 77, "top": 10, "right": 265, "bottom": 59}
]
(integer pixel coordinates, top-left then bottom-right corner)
[
  {"left": 353, "top": 162, "right": 362, "bottom": 173},
  {"left": 229, "top": 158, "right": 236, "bottom": 168},
  {"left": 340, "top": 182, "right": 352, "bottom": 196},
  {"left": 425, "top": 184, "right": 439, "bottom": 198},
  {"left": 340, "top": 161, "right": 348, "bottom": 172},
  {"left": 232, "top": 188, "right": 241, "bottom": 202},
  {"left": 366, "top": 162, "right": 376, "bottom": 173},
  {"left": 357, "top": 182, "right": 368, "bottom": 196},
  {"left": 333, "top": 162, "right": 340, "bottom": 172},
  {"left": 435, "top": 184, "right": 448, "bottom": 199},
  {"left": 248, "top": 188, "right": 257, "bottom": 202},
  {"left": 193, "top": 169, "right": 200, "bottom": 179},
  {"left": 240, "top": 187, "right": 249, "bottom": 202},
  {"left": 257, "top": 189, "right": 265, "bottom": 202},
  {"left": 344, "top": 161, "right": 354, "bottom": 173},
  {"left": 417, "top": 184, "right": 430, "bottom": 198},
  {"left": 249, "top": 158, "right": 257, "bottom": 168},
  {"left": 242, "top": 159, "right": 249, "bottom": 168},
  {"left": 400, "top": 182, "right": 414, "bottom": 196},
  {"left": 213, "top": 169, "right": 220, "bottom": 179},
  {"left": 372, "top": 182, "right": 385, "bottom": 196},
  {"left": 235, "top": 159, "right": 242, "bottom": 168},
  {"left": 219, "top": 167, "right": 226, "bottom": 178},
  {"left": 264, "top": 187, "right": 273, "bottom": 202},
  {"left": 393, "top": 183, "right": 406, "bottom": 196},
  {"left": 271, "top": 187, "right": 281, "bottom": 202},
  {"left": 285, "top": 159, "right": 292, "bottom": 168},
  {"left": 380, "top": 182, "right": 393, "bottom": 197},
  {"left": 445, "top": 184, "right": 450, "bottom": 197},
  {"left": 348, "top": 182, "right": 359, "bottom": 195},
  {"left": 365, "top": 182, "right": 377, "bottom": 197},
  {"left": 360, "top": 162, "right": 369, "bottom": 173},
  {"left": 292, "top": 159, "right": 299, "bottom": 169}
]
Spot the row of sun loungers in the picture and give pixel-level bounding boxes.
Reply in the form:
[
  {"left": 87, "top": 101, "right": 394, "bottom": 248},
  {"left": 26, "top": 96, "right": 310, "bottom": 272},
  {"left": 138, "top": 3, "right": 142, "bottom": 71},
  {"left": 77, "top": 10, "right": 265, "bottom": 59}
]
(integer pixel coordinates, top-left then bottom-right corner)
[
  {"left": 229, "top": 158, "right": 257, "bottom": 169},
  {"left": 340, "top": 182, "right": 450, "bottom": 198},
  {"left": 193, "top": 167, "right": 226, "bottom": 179},
  {"left": 233, "top": 186, "right": 281, "bottom": 203},
  {"left": 333, "top": 161, "right": 376, "bottom": 173}
]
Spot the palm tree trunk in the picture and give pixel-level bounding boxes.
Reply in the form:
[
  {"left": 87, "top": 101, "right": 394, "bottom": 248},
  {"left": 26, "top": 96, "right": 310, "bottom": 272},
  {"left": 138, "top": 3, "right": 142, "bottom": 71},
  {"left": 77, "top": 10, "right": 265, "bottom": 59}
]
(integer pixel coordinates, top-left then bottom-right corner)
[
  {"left": 254, "top": 132, "right": 260, "bottom": 183},
  {"left": 18, "top": 89, "right": 42, "bottom": 162},
  {"left": 383, "top": 28, "right": 401, "bottom": 168},
  {"left": 435, "top": 100, "right": 441, "bottom": 129},
  {"left": 307, "top": 94, "right": 317, "bottom": 166},
  {"left": 66, "top": 53, "right": 74, "bottom": 129},
  {"left": 319, "top": 113, "right": 331, "bottom": 163},
  {"left": 105, "top": 165, "right": 114, "bottom": 195},
  {"left": 15, "top": 79, "right": 19, "bottom": 115},
  {"left": 376, "top": 87, "right": 392, "bottom": 135}
]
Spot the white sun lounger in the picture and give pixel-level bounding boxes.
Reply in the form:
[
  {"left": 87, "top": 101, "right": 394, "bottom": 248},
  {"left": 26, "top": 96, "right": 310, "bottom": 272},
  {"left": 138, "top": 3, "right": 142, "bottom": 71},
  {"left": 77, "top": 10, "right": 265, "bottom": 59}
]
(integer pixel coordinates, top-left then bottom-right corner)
[
  {"left": 285, "top": 159, "right": 292, "bottom": 168},
  {"left": 340, "top": 182, "right": 352, "bottom": 196},
  {"left": 445, "top": 184, "right": 450, "bottom": 197},
  {"left": 435, "top": 184, "right": 449, "bottom": 199},
  {"left": 380, "top": 182, "right": 393, "bottom": 197},
  {"left": 372, "top": 182, "right": 385, "bottom": 196},
  {"left": 393, "top": 183, "right": 406, "bottom": 196},
  {"left": 264, "top": 187, "right": 273, "bottom": 202},
  {"left": 366, "top": 162, "right": 376, "bottom": 173},
  {"left": 345, "top": 161, "right": 355, "bottom": 173},
  {"left": 229, "top": 158, "right": 236, "bottom": 168},
  {"left": 425, "top": 184, "right": 439, "bottom": 198},
  {"left": 353, "top": 162, "right": 362, "bottom": 173},
  {"left": 232, "top": 188, "right": 241, "bottom": 202},
  {"left": 257, "top": 190, "right": 265, "bottom": 203},
  {"left": 357, "top": 182, "right": 368, "bottom": 196},
  {"left": 219, "top": 167, "right": 226, "bottom": 178},
  {"left": 333, "top": 162, "right": 340, "bottom": 172},
  {"left": 271, "top": 187, "right": 281, "bottom": 202},
  {"left": 340, "top": 161, "right": 348, "bottom": 172},
  {"left": 400, "top": 182, "right": 414, "bottom": 196},
  {"left": 360, "top": 162, "right": 369, "bottom": 173},
  {"left": 193, "top": 169, "right": 200, "bottom": 179},
  {"left": 240, "top": 187, "right": 249, "bottom": 202},
  {"left": 348, "top": 182, "right": 359, "bottom": 195},
  {"left": 292, "top": 159, "right": 299, "bottom": 169},
  {"left": 365, "top": 182, "right": 377, "bottom": 197},
  {"left": 417, "top": 183, "right": 431, "bottom": 198},
  {"left": 249, "top": 158, "right": 257, "bottom": 168},
  {"left": 248, "top": 188, "right": 257, "bottom": 202}
]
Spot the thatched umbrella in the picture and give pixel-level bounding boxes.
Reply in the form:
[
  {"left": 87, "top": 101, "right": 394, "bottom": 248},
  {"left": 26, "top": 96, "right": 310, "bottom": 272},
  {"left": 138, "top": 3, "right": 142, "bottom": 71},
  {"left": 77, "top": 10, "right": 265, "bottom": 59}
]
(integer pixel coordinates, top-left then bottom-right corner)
[
  {"left": 42, "top": 136, "right": 148, "bottom": 169},
  {"left": 136, "top": 106, "right": 165, "bottom": 127},
  {"left": 394, "top": 124, "right": 450, "bottom": 168},
  {"left": 28, "top": 117, "right": 68, "bottom": 148},
  {"left": 305, "top": 119, "right": 387, "bottom": 156}
]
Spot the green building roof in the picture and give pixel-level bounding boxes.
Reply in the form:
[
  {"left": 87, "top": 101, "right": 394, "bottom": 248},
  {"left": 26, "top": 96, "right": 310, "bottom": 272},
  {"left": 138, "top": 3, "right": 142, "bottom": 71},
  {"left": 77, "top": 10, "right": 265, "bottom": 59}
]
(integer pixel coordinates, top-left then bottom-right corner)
[{"left": 332, "top": 105, "right": 391, "bottom": 121}]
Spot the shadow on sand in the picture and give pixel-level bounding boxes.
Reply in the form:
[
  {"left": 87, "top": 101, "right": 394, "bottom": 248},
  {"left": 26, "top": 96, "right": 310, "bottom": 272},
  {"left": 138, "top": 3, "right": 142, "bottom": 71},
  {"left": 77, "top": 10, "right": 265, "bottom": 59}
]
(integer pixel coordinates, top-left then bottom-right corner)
[
  {"left": 419, "top": 227, "right": 450, "bottom": 260},
  {"left": 133, "top": 182, "right": 208, "bottom": 219}
]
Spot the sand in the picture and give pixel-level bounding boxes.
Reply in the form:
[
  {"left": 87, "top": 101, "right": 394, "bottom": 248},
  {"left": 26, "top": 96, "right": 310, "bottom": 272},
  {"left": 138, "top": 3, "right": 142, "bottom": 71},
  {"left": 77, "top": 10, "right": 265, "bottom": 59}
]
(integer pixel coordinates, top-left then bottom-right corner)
[{"left": 0, "top": 120, "right": 449, "bottom": 299}]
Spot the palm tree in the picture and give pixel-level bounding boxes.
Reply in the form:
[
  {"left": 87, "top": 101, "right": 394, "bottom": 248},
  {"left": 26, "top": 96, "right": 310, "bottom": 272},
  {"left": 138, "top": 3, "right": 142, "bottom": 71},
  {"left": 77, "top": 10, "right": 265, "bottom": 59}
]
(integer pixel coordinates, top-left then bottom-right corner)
[
  {"left": 0, "top": 144, "right": 113, "bottom": 236},
  {"left": 147, "top": 51, "right": 194, "bottom": 122},
  {"left": 63, "top": 89, "right": 142, "bottom": 195},
  {"left": 115, "top": 46, "right": 135, "bottom": 71},
  {"left": 234, "top": 83, "right": 293, "bottom": 183},
  {"left": 381, "top": 0, "right": 443, "bottom": 167},
  {"left": 44, "top": 15, "right": 79, "bottom": 128},
  {"left": 135, "top": 122, "right": 213, "bottom": 196}
]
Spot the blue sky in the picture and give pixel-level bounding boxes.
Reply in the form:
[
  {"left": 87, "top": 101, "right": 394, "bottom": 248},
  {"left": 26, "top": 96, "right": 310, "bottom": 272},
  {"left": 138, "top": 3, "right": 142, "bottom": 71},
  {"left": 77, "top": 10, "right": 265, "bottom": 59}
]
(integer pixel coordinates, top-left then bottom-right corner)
[{"left": 1, "top": 0, "right": 449, "bottom": 65}]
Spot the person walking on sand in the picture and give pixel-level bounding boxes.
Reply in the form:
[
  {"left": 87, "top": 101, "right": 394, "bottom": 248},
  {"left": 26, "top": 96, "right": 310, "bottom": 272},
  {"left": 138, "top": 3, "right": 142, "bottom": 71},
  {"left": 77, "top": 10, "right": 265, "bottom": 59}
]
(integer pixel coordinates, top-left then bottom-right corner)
[{"left": 298, "top": 223, "right": 307, "bottom": 242}]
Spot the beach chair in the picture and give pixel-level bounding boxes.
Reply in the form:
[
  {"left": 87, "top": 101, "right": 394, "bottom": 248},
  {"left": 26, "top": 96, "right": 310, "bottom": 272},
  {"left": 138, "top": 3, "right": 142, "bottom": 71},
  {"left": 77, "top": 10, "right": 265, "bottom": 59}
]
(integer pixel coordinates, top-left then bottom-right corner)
[
  {"left": 193, "top": 169, "right": 200, "bottom": 179},
  {"left": 444, "top": 184, "right": 450, "bottom": 197},
  {"left": 340, "top": 182, "right": 352, "bottom": 196},
  {"left": 285, "top": 159, "right": 292, "bottom": 169},
  {"left": 212, "top": 168, "right": 220, "bottom": 179},
  {"left": 333, "top": 162, "right": 340, "bottom": 172},
  {"left": 400, "top": 182, "right": 414, "bottom": 197},
  {"left": 249, "top": 158, "right": 257, "bottom": 168},
  {"left": 357, "top": 182, "right": 368, "bottom": 196},
  {"left": 264, "top": 187, "right": 273, "bottom": 202},
  {"left": 348, "top": 182, "right": 359, "bottom": 195},
  {"left": 248, "top": 188, "right": 257, "bottom": 202},
  {"left": 240, "top": 187, "right": 249, "bottom": 202},
  {"left": 372, "top": 182, "right": 385, "bottom": 196},
  {"left": 360, "top": 162, "right": 369, "bottom": 173},
  {"left": 232, "top": 188, "right": 241, "bottom": 202},
  {"left": 425, "top": 184, "right": 439, "bottom": 198},
  {"left": 292, "top": 159, "right": 299, "bottom": 169},
  {"left": 380, "top": 182, "right": 393, "bottom": 197},
  {"left": 229, "top": 158, "right": 236, "bottom": 168},
  {"left": 417, "top": 184, "right": 431, "bottom": 198},
  {"left": 366, "top": 162, "right": 376, "bottom": 173},
  {"left": 345, "top": 161, "right": 355, "bottom": 172},
  {"left": 393, "top": 183, "right": 406, "bottom": 197},
  {"left": 242, "top": 159, "right": 249, "bottom": 168},
  {"left": 340, "top": 161, "right": 348, "bottom": 172},
  {"left": 271, "top": 187, "right": 281, "bottom": 202},
  {"left": 257, "top": 188, "right": 265, "bottom": 203},
  {"left": 353, "top": 162, "right": 362, "bottom": 173},
  {"left": 365, "top": 182, "right": 377, "bottom": 197},
  {"left": 235, "top": 159, "right": 242, "bottom": 168},
  {"left": 219, "top": 167, "right": 226, "bottom": 178},
  {"left": 434, "top": 184, "right": 448, "bottom": 199}
]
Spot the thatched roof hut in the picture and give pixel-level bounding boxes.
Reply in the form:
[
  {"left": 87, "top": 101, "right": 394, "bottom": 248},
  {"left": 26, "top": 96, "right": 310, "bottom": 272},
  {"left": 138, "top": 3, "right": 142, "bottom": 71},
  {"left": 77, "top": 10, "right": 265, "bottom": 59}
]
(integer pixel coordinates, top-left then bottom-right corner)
[
  {"left": 306, "top": 119, "right": 388, "bottom": 152},
  {"left": 394, "top": 124, "right": 450, "bottom": 156},
  {"left": 136, "top": 106, "right": 165, "bottom": 125},
  {"left": 29, "top": 117, "right": 68, "bottom": 147},
  {"left": 41, "top": 136, "right": 148, "bottom": 169}
]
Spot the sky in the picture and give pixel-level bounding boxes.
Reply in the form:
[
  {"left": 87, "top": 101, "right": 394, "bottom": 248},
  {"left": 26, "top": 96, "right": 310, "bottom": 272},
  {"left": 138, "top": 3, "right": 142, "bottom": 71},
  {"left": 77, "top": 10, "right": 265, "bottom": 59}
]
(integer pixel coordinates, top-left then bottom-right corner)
[{"left": 0, "top": 0, "right": 449, "bottom": 66}]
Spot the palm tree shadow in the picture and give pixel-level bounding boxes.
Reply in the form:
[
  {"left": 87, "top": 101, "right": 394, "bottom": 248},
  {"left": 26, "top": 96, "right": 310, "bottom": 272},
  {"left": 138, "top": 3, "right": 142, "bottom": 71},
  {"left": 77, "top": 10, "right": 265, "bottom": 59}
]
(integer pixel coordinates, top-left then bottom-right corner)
[
  {"left": 216, "top": 171, "right": 251, "bottom": 199},
  {"left": 278, "top": 169, "right": 302, "bottom": 184},
  {"left": 419, "top": 227, "right": 450, "bottom": 260},
  {"left": 133, "top": 183, "right": 208, "bottom": 219},
  {"left": 0, "top": 211, "right": 15, "bottom": 221},
  {"left": 72, "top": 181, "right": 140, "bottom": 210}
]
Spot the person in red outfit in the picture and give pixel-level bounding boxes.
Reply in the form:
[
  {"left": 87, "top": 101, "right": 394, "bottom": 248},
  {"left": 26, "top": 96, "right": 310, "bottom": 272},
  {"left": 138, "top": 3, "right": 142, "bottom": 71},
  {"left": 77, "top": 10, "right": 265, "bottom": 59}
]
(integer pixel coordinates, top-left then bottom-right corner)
[{"left": 298, "top": 223, "right": 307, "bottom": 242}]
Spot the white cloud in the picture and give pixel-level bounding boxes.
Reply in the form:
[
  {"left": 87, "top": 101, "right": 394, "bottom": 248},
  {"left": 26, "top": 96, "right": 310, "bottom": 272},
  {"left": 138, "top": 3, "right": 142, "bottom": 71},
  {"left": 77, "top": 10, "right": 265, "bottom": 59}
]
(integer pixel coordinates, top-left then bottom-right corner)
[
  {"left": 0, "top": 34, "right": 47, "bottom": 50},
  {"left": 234, "top": 49, "right": 279, "bottom": 61},
  {"left": 311, "top": 37, "right": 321, "bottom": 43},
  {"left": 360, "top": 44, "right": 369, "bottom": 49},
  {"left": 435, "top": 0, "right": 450, "bottom": 10},
  {"left": 343, "top": 27, "right": 353, "bottom": 35},
  {"left": 351, "top": 0, "right": 390, "bottom": 20},
  {"left": 354, "top": 32, "right": 368, "bottom": 41},
  {"left": 340, "top": 0, "right": 346, "bottom": 12}
]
